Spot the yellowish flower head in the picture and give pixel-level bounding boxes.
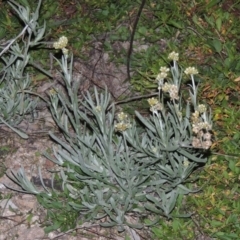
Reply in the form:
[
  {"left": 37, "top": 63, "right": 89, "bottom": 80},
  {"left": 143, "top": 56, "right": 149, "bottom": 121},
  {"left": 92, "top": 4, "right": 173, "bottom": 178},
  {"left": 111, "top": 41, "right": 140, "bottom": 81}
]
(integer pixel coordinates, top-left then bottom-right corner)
[
  {"left": 160, "top": 66, "right": 170, "bottom": 73},
  {"left": 53, "top": 36, "right": 68, "bottom": 49},
  {"left": 184, "top": 67, "right": 198, "bottom": 75},
  {"left": 152, "top": 147, "right": 157, "bottom": 153},
  {"left": 183, "top": 158, "right": 190, "bottom": 167},
  {"left": 150, "top": 103, "right": 163, "bottom": 112},
  {"left": 117, "top": 112, "right": 128, "bottom": 121},
  {"left": 147, "top": 97, "right": 159, "bottom": 107},
  {"left": 198, "top": 104, "right": 207, "bottom": 113},
  {"left": 156, "top": 66, "right": 170, "bottom": 80},
  {"left": 168, "top": 51, "right": 179, "bottom": 61},
  {"left": 162, "top": 83, "right": 171, "bottom": 92},
  {"left": 115, "top": 122, "right": 131, "bottom": 132},
  {"left": 192, "top": 110, "right": 199, "bottom": 119},
  {"left": 156, "top": 72, "right": 167, "bottom": 80},
  {"left": 95, "top": 105, "right": 102, "bottom": 112}
]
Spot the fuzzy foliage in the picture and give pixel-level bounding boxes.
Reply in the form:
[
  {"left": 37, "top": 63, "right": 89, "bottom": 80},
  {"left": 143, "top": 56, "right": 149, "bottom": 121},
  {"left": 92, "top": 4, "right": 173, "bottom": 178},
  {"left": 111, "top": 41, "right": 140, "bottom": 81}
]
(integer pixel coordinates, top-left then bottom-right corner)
[{"left": 10, "top": 53, "right": 212, "bottom": 232}]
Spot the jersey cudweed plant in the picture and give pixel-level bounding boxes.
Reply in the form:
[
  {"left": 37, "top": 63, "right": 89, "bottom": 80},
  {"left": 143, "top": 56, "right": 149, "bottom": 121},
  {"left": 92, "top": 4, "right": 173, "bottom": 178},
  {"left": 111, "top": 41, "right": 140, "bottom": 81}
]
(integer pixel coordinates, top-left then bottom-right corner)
[
  {"left": 3, "top": 1, "right": 213, "bottom": 232},
  {"left": 9, "top": 41, "right": 213, "bottom": 232}
]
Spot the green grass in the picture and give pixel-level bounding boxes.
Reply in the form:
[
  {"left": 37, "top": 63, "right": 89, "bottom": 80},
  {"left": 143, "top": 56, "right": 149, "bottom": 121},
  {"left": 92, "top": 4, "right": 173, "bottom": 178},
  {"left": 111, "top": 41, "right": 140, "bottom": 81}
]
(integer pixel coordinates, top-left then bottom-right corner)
[{"left": 1, "top": 0, "right": 240, "bottom": 238}]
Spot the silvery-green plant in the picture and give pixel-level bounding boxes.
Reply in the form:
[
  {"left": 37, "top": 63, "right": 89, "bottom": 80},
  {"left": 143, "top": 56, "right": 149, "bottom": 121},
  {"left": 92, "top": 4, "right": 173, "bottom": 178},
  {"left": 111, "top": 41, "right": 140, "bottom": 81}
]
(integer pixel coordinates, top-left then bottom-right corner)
[
  {"left": 0, "top": 0, "right": 47, "bottom": 138},
  {"left": 8, "top": 47, "right": 212, "bottom": 232}
]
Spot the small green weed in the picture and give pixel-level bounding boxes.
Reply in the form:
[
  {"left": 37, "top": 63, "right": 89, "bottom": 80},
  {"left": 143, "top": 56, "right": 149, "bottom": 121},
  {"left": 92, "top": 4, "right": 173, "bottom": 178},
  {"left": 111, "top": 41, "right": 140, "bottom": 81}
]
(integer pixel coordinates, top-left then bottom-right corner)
[
  {"left": 0, "top": 146, "right": 12, "bottom": 156},
  {"left": 37, "top": 190, "right": 82, "bottom": 233}
]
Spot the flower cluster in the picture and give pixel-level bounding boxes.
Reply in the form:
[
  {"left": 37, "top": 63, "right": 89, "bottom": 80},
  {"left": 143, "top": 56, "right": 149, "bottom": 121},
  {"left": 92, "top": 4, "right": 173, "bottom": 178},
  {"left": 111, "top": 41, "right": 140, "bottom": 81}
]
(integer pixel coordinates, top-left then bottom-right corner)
[
  {"left": 183, "top": 158, "right": 190, "bottom": 167},
  {"left": 53, "top": 36, "right": 68, "bottom": 57},
  {"left": 156, "top": 52, "right": 181, "bottom": 99},
  {"left": 53, "top": 36, "right": 68, "bottom": 49},
  {"left": 156, "top": 66, "right": 170, "bottom": 92},
  {"left": 156, "top": 66, "right": 170, "bottom": 81},
  {"left": 95, "top": 105, "right": 102, "bottom": 112},
  {"left": 147, "top": 97, "right": 163, "bottom": 113},
  {"left": 198, "top": 104, "right": 207, "bottom": 113},
  {"left": 162, "top": 83, "right": 179, "bottom": 100},
  {"left": 192, "top": 121, "right": 211, "bottom": 134},
  {"left": 184, "top": 67, "right": 198, "bottom": 75},
  {"left": 155, "top": 52, "right": 212, "bottom": 149},
  {"left": 192, "top": 133, "right": 212, "bottom": 149},
  {"left": 115, "top": 112, "right": 131, "bottom": 132},
  {"left": 168, "top": 51, "right": 179, "bottom": 61},
  {"left": 191, "top": 104, "right": 212, "bottom": 149}
]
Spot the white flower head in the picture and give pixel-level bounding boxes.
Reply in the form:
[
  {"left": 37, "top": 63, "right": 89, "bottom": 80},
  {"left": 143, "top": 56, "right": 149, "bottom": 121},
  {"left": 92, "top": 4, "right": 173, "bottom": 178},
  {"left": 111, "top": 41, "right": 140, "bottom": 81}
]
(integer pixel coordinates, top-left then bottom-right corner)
[
  {"left": 156, "top": 66, "right": 169, "bottom": 80},
  {"left": 53, "top": 36, "right": 68, "bottom": 49},
  {"left": 147, "top": 97, "right": 159, "bottom": 107},
  {"left": 160, "top": 66, "right": 170, "bottom": 73},
  {"left": 184, "top": 67, "right": 198, "bottom": 75},
  {"left": 191, "top": 111, "right": 199, "bottom": 123},
  {"left": 162, "top": 83, "right": 171, "bottom": 92},
  {"left": 198, "top": 104, "right": 207, "bottom": 113},
  {"left": 152, "top": 147, "right": 157, "bottom": 153},
  {"left": 115, "top": 122, "right": 131, "bottom": 132},
  {"left": 168, "top": 51, "right": 179, "bottom": 61},
  {"left": 156, "top": 72, "right": 167, "bottom": 80},
  {"left": 150, "top": 103, "right": 163, "bottom": 113},
  {"left": 183, "top": 158, "right": 190, "bottom": 167},
  {"left": 117, "top": 112, "right": 128, "bottom": 121},
  {"left": 169, "top": 85, "right": 179, "bottom": 100},
  {"left": 95, "top": 105, "right": 102, "bottom": 112}
]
